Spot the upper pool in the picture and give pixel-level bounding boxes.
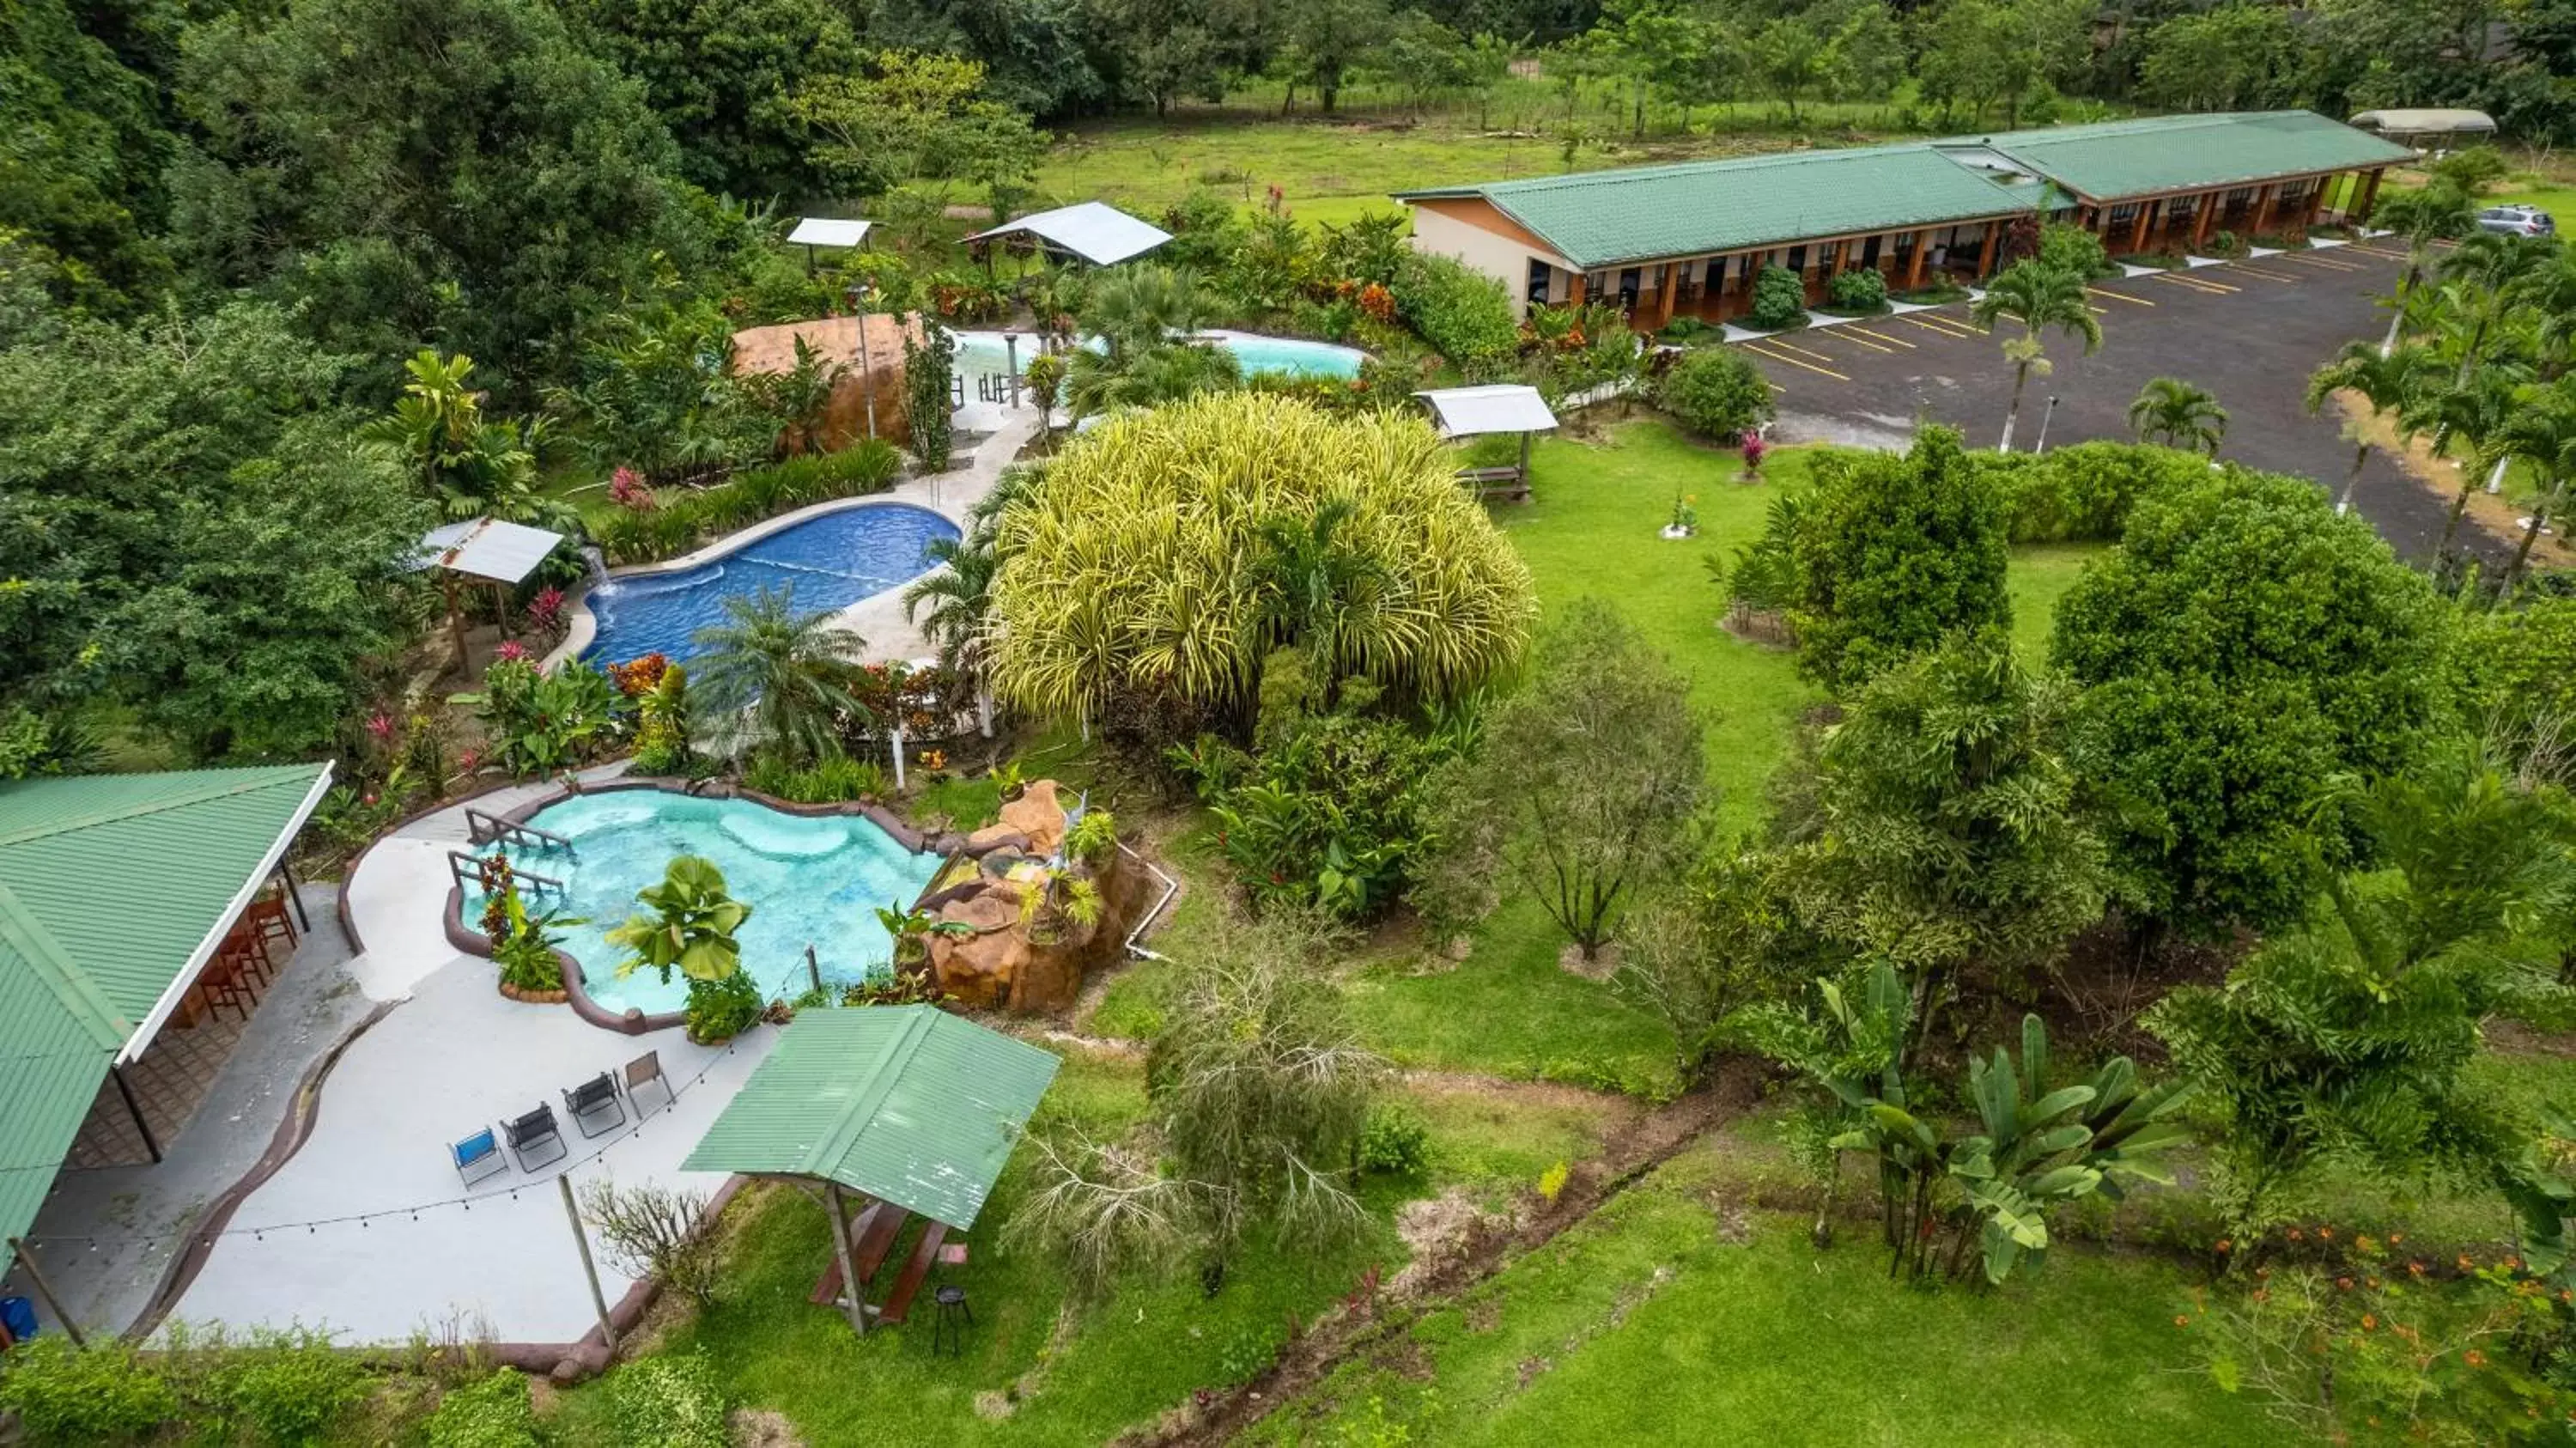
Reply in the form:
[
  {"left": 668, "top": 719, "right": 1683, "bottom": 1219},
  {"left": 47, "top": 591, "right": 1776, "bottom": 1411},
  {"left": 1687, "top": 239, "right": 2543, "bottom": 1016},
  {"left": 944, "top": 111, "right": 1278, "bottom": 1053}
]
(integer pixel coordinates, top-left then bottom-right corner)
[
  {"left": 465, "top": 791, "right": 942, "bottom": 1019},
  {"left": 950, "top": 330, "right": 1364, "bottom": 389},
  {"left": 580, "top": 502, "right": 957, "bottom": 666}
]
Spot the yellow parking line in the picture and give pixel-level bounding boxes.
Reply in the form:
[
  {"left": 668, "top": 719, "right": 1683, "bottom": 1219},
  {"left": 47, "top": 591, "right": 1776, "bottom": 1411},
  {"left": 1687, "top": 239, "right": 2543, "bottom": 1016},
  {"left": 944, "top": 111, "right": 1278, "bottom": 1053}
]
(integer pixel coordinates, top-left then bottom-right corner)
[
  {"left": 1742, "top": 342, "right": 1850, "bottom": 382},
  {"left": 2274, "top": 251, "right": 2362, "bottom": 272},
  {"left": 2086, "top": 287, "right": 2154, "bottom": 307},
  {"left": 2231, "top": 267, "right": 2300, "bottom": 283},
  {"left": 1844, "top": 325, "right": 1916, "bottom": 349},
  {"left": 1767, "top": 382, "right": 1786, "bottom": 393},
  {"left": 1831, "top": 330, "right": 1896, "bottom": 354},
  {"left": 1901, "top": 314, "right": 1979, "bottom": 338},
  {"left": 1764, "top": 338, "right": 1844, "bottom": 364},
  {"left": 2153, "top": 271, "right": 2234, "bottom": 295}
]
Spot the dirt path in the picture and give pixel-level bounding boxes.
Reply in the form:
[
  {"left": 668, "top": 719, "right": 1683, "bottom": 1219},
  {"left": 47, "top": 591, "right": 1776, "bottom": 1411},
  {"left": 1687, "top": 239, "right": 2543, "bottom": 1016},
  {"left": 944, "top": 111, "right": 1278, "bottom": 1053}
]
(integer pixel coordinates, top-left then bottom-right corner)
[
  {"left": 2330, "top": 392, "right": 2568, "bottom": 568},
  {"left": 1122, "top": 1061, "right": 1760, "bottom": 1447}
]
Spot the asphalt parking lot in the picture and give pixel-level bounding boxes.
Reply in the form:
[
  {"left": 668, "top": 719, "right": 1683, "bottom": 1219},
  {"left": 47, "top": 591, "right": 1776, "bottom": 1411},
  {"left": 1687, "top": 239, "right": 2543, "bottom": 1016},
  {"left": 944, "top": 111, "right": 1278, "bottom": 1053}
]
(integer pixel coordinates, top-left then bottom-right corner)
[{"left": 1747, "top": 241, "right": 2497, "bottom": 562}]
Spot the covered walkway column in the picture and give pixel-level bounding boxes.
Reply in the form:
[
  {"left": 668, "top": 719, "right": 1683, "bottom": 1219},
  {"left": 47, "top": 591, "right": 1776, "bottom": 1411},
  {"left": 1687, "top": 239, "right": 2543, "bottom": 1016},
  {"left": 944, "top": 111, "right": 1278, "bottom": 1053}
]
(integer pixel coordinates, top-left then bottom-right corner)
[
  {"left": 1976, "top": 222, "right": 2000, "bottom": 278},
  {"left": 2251, "top": 184, "right": 2278, "bottom": 237},
  {"left": 1905, "top": 229, "right": 1931, "bottom": 289},
  {"left": 2191, "top": 192, "right": 2218, "bottom": 250},
  {"left": 2126, "top": 203, "right": 2152, "bottom": 254},
  {"left": 2354, "top": 167, "right": 2385, "bottom": 225},
  {"left": 1656, "top": 261, "right": 1680, "bottom": 326}
]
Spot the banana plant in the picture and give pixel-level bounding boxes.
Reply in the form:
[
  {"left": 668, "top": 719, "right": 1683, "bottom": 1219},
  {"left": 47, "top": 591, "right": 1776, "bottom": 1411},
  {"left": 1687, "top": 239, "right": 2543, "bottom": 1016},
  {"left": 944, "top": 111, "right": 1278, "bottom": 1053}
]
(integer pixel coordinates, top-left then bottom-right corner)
[
  {"left": 607, "top": 855, "right": 752, "bottom": 983},
  {"left": 1945, "top": 1016, "right": 2194, "bottom": 1284}
]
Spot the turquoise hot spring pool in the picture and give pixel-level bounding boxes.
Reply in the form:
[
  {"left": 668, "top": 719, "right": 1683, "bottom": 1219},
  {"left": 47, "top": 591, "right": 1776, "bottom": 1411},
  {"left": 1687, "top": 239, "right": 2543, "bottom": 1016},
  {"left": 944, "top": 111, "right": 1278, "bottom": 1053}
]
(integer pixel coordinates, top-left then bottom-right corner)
[{"left": 465, "top": 791, "right": 943, "bottom": 1018}]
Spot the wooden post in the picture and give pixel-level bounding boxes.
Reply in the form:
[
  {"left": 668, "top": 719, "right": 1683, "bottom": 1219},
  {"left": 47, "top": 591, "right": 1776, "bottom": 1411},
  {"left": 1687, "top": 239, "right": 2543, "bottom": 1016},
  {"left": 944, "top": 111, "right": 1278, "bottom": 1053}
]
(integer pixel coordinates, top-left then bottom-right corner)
[
  {"left": 1976, "top": 223, "right": 2000, "bottom": 278},
  {"left": 1516, "top": 429, "right": 1533, "bottom": 485},
  {"left": 2302, "top": 179, "right": 2327, "bottom": 230},
  {"left": 2251, "top": 185, "right": 2277, "bottom": 237},
  {"left": 1905, "top": 230, "right": 1930, "bottom": 289},
  {"left": 557, "top": 1176, "right": 617, "bottom": 1354},
  {"left": 1656, "top": 261, "right": 1679, "bottom": 326},
  {"left": 9, "top": 1238, "right": 85, "bottom": 1348},
  {"left": 2354, "top": 167, "right": 2385, "bottom": 226},
  {"left": 824, "top": 1183, "right": 868, "bottom": 1335},
  {"left": 1568, "top": 271, "right": 1587, "bottom": 307},
  {"left": 442, "top": 575, "right": 468, "bottom": 678},
  {"left": 2192, "top": 192, "right": 2217, "bottom": 251},
  {"left": 111, "top": 1064, "right": 161, "bottom": 1165},
  {"left": 2127, "top": 203, "right": 2151, "bottom": 254}
]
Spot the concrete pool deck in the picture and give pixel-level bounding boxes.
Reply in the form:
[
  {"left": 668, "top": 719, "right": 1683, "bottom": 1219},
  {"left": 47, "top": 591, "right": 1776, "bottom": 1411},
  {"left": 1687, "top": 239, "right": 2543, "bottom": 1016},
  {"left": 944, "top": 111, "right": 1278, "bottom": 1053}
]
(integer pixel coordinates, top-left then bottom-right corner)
[{"left": 12, "top": 767, "right": 781, "bottom": 1348}]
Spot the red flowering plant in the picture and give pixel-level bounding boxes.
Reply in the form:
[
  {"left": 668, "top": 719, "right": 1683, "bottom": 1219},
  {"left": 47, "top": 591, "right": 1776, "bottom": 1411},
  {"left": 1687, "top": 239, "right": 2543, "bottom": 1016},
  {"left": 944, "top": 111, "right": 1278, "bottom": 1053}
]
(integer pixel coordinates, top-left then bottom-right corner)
[
  {"left": 526, "top": 587, "right": 567, "bottom": 638},
  {"left": 610, "top": 466, "right": 655, "bottom": 512},
  {"left": 607, "top": 652, "right": 671, "bottom": 698}
]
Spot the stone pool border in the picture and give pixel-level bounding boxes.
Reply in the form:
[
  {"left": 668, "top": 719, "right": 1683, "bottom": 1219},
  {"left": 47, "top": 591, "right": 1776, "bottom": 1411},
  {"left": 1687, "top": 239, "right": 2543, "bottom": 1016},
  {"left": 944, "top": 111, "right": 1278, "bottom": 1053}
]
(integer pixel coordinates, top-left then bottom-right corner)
[
  {"left": 541, "top": 494, "right": 958, "bottom": 674},
  {"left": 440, "top": 777, "right": 986, "bottom": 1036}
]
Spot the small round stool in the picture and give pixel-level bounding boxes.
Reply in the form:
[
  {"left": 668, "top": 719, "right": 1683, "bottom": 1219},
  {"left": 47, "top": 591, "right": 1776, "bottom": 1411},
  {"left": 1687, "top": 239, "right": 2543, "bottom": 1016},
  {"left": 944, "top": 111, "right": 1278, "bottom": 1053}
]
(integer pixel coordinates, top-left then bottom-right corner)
[{"left": 931, "top": 1284, "right": 974, "bottom": 1355}]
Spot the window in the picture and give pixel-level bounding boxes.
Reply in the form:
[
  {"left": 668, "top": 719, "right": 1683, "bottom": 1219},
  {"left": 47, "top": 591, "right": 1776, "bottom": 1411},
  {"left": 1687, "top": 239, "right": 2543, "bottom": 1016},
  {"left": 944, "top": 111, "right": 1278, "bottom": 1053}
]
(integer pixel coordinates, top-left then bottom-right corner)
[
  {"left": 1785, "top": 245, "right": 1808, "bottom": 272},
  {"left": 1526, "top": 258, "right": 1552, "bottom": 306},
  {"left": 1862, "top": 234, "right": 1884, "bottom": 265},
  {"left": 1617, "top": 267, "right": 1641, "bottom": 307}
]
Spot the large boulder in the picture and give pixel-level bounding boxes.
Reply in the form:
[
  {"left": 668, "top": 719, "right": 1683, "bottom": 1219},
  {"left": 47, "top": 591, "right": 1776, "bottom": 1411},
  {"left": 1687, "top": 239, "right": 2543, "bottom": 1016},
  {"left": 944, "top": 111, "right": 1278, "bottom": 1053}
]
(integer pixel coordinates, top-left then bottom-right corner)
[
  {"left": 997, "top": 780, "right": 1069, "bottom": 857},
  {"left": 927, "top": 888, "right": 1027, "bottom": 1011}
]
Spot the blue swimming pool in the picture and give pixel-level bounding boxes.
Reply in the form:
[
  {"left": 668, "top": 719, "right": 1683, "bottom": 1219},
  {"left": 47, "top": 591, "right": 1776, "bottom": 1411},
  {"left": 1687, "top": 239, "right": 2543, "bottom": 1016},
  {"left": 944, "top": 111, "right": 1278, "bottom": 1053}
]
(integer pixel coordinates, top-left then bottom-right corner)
[
  {"left": 1196, "top": 330, "right": 1368, "bottom": 380},
  {"left": 580, "top": 503, "right": 959, "bottom": 665},
  {"left": 465, "top": 792, "right": 941, "bottom": 1017}
]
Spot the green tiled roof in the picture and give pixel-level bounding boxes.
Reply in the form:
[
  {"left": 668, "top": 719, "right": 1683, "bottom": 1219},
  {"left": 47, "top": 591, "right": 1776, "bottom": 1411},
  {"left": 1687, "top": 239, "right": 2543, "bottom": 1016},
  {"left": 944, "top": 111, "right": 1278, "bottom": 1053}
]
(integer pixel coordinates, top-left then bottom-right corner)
[
  {"left": 1405, "top": 144, "right": 2024, "bottom": 271},
  {"left": 683, "top": 1006, "right": 1059, "bottom": 1231},
  {"left": 0, "top": 764, "right": 331, "bottom": 1279},
  {"left": 1400, "top": 111, "right": 2414, "bottom": 269},
  {"left": 1966, "top": 110, "right": 2415, "bottom": 202}
]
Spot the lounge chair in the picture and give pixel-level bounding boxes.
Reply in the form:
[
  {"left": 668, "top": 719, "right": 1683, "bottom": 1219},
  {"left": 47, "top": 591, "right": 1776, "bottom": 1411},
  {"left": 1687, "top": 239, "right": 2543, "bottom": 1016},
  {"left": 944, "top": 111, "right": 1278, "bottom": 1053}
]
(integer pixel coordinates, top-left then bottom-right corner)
[
  {"left": 623, "top": 1050, "right": 673, "bottom": 1116},
  {"left": 452, "top": 1127, "right": 507, "bottom": 1187},
  {"left": 562, "top": 1071, "right": 627, "bottom": 1139},
  {"left": 503, "top": 1104, "right": 566, "bottom": 1171}
]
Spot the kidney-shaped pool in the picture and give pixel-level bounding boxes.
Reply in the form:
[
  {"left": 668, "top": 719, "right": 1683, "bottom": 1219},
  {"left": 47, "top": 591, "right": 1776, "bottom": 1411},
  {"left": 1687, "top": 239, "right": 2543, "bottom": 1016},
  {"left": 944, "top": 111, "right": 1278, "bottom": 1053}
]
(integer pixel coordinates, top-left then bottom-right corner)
[
  {"left": 580, "top": 502, "right": 958, "bottom": 666},
  {"left": 465, "top": 791, "right": 944, "bottom": 1018}
]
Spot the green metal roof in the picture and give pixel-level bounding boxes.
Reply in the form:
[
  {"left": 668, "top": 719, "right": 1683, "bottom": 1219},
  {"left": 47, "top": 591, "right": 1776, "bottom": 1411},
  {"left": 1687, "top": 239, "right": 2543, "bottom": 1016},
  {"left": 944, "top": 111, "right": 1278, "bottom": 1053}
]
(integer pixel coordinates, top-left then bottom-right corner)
[
  {"left": 1400, "top": 111, "right": 2415, "bottom": 269},
  {"left": 1405, "top": 144, "right": 2025, "bottom": 271},
  {"left": 683, "top": 1006, "right": 1060, "bottom": 1231},
  {"left": 0, "top": 764, "right": 331, "bottom": 1279},
  {"left": 1965, "top": 110, "right": 2415, "bottom": 202}
]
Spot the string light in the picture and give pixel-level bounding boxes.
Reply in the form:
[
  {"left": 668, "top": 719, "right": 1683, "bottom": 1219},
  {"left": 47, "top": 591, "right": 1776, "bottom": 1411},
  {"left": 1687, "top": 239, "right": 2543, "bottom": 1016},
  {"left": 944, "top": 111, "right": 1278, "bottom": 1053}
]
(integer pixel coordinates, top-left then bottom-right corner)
[{"left": 28, "top": 1049, "right": 735, "bottom": 1250}]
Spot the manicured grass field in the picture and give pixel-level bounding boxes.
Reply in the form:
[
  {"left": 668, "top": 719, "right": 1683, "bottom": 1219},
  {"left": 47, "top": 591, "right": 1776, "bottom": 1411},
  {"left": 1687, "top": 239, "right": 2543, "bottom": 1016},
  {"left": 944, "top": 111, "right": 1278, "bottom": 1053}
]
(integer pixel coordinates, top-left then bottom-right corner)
[
  {"left": 1259, "top": 1131, "right": 2287, "bottom": 1447},
  {"left": 1030, "top": 106, "right": 1904, "bottom": 233}
]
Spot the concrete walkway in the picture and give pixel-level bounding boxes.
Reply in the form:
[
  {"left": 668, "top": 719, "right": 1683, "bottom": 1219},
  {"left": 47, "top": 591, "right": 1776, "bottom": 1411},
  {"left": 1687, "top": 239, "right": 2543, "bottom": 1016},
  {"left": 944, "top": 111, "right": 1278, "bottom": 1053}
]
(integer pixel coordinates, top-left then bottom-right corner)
[{"left": 146, "top": 772, "right": 780, "bottom": 1346}]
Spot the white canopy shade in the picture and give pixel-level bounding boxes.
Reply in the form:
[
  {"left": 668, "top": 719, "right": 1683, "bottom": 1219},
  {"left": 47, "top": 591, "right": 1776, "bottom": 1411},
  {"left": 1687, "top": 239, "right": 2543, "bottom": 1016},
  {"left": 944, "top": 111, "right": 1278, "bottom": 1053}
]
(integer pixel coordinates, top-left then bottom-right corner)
[
  {"left": 787, "top": 217, "right": 875, "bottom": 248},
  {"left": 415, "top": 517, "right": 566, "bottom": 586},
  {"left": 2348, "top": 109, "right": 2495, "bottom": 138},
  {"left": 1415, "top": 384, "right": 1560, "bottom": 439},
  {"left": 966, "top": 202, "right": 1172, "bottom": 266}
]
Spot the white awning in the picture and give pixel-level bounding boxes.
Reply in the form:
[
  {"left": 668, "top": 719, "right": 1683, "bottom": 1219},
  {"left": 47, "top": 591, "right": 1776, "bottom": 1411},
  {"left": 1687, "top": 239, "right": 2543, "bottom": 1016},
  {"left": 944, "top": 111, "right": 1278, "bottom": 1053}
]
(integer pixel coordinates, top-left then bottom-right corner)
[
  {"left": 788, "top": 217, "right": 874, "bottom": 248},
  {"left": 1415, "top": 385, "right": 1560, "bottom": 438},
  {"left": 966, "top": 202, "right": 1172, "bottom": 266},
  {"left": 2348, "top": 109, "right": 2495, "bottom": 137},
  {"left": 415, "top": 518, "right": 566, "bottom": 586}
]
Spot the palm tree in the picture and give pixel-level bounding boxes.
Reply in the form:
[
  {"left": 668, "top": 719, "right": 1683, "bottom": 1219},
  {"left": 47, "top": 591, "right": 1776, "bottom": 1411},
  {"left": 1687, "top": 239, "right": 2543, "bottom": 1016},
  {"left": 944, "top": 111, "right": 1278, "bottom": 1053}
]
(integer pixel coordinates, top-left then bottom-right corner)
[
  {"left": 2495, "top": 378, "right": 2576, "bottom": 591},
  {"left": 2430, "top": 231, "right": 2557, "bottom": 386},
  {"left": 2415, "top": 368, "right": 2530, "bottom": 567},
  {"left": 1081, "top": 265, "right": 1206, "bottom": 358},
  {"left": 1969, "top": 261, "right": 2102, "bottom": 453},
  {"left": 903, "top": 525, "right": 1003, "bottom": 736},
  {"left": 2305, "top": 342, "right": 2439, "bottom": 514},
  {"left": 1249, "top": 498, "right": 1389, "bottom": 690},
  {"left": 2127, "top": 377, "right": 2228, "bottom": 455},
  {"left": 2369, "top": 182, "right": 2477, "bottom": 355},
  {"left": 690, "top": 586, "right": 869, "bottom": 763}
]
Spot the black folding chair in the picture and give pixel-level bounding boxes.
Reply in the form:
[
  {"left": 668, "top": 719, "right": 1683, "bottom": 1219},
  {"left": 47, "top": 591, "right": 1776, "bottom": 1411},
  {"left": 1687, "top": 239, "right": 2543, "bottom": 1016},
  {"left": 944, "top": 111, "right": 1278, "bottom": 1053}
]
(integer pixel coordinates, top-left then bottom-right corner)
[
  {"left": 562, "top": 1071, "right": 628, "bottom": 1139},
  {"left": 503, "top": 1104, "right": 566, "bottom": 1171}
]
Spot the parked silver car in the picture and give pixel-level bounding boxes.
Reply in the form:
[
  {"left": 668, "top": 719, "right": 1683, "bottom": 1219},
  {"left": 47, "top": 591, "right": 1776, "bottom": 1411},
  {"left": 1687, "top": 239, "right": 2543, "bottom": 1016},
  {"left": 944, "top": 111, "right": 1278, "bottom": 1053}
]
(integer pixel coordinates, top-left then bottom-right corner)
[{"left": 2476, "top": 204, "right": 2557, "bottom": 237}]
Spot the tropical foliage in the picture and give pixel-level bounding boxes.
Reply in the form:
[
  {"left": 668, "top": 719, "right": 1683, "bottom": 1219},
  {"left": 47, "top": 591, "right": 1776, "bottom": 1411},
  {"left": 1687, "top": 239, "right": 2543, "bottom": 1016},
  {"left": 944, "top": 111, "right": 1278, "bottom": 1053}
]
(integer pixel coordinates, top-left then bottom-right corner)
[
  {"left": 689, "top": 587, "right": 870, "bottom": 763},
  {"left": 987, "top": 391, "right": 1534, "bottom": 731},
  {"left": 1971, "top": 259, "right": 2103, "bottom": 453},
  {"left": 2126, "top": 376, "right": 2227, "bottom": 455},
  {"left": 605, "top": 855, "right": 753, "bottom": 984}
]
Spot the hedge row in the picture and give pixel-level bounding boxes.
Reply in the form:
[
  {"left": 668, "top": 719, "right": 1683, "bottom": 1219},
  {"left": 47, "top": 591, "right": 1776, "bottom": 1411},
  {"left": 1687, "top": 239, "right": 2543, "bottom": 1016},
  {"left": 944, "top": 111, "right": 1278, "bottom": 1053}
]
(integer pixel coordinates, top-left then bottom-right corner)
[{"left": 593, "top": 442, "right": 903, "bottom": 566}]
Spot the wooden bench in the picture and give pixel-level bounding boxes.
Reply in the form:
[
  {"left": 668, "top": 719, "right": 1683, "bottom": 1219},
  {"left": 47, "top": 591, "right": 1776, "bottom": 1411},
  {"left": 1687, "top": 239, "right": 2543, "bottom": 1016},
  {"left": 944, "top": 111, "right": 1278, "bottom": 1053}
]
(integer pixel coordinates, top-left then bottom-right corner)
[
  {"left": 1455, "top": 465, "right": 1531, "bottom": 504},
  {"left": 877, "top": 1222, "right": 950, "bottom": 1325},
  {"left": 807, "top": 1201, "right": 915, "bottom": 1309}
]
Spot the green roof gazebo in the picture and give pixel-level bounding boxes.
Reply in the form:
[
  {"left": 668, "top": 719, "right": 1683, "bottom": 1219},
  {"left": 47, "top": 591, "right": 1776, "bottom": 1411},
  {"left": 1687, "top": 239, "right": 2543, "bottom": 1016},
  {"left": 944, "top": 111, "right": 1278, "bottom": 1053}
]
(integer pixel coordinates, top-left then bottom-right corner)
[
  {"left": 0, "top": 764, "right": 333, "bottom": 1327},
  {"left": 683, "top": 1005, "right": 1060, "bottom": 1334}
]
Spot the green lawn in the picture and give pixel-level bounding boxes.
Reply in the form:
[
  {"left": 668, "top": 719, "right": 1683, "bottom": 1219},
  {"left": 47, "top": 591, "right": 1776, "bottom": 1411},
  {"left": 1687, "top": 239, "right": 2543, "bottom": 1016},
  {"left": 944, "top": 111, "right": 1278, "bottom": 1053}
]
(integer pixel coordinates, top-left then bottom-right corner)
[{"left": 1258, "top": 1130, "right": 2287, "bottom": 1447}]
